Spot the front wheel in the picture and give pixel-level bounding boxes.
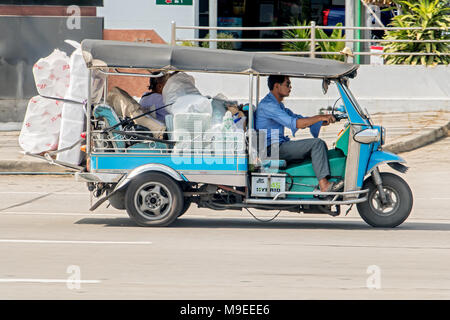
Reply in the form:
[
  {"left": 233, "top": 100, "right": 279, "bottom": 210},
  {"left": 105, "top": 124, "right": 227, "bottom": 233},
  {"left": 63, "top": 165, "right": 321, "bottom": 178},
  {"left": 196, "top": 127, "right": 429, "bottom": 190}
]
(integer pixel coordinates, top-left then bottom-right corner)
[
  {"left": 125, "top": 172, "right": 184, "bottom": 227},
  {"left": 357, "top": 172, "right": 413, "bottom": 228}
]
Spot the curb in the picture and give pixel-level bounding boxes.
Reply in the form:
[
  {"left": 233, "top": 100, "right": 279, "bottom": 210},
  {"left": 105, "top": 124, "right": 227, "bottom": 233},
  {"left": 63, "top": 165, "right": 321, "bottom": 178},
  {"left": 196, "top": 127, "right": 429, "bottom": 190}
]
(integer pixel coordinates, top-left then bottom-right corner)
[
  {"left": 0, "top": 159, "right": 72, "bottom": 174},
  {"left": 384, "top": 121, "right": 450, "bottom": 154}
]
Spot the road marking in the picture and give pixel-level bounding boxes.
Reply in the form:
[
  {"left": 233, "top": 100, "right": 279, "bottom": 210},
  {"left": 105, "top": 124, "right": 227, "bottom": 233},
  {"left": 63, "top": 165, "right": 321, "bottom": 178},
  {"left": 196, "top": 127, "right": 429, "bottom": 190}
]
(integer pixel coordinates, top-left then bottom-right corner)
[
  {"left": 416, "top": 197, "right": 450, "bottom": 200},
  {"left": 0, "top": 191, "right": 88, "bottom": 195},
  {"left": 0, "top": 279, "right": 100, "bottom": 284},
  {"left": 0, "top": 239, "right": 152, "bottom": 245},
  {"left": 0, "top": 211, "right": 127, "bottom": 217}
]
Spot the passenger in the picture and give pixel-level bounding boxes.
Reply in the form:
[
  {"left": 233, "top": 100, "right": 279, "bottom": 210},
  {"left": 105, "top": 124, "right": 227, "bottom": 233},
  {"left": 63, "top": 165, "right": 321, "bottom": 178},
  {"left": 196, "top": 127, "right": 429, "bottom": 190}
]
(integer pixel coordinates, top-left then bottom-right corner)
[
  {"left": 139, "top": 72, "right": 169, "bottom": 123},
  {"left": 255, "top": 75, "right": 341, "bottom": 193}
]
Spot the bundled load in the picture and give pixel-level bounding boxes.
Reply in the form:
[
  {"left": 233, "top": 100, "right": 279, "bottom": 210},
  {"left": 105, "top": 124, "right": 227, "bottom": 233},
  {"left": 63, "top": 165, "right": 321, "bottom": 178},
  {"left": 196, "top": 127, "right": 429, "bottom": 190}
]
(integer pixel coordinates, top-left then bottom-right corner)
[
  {"left": 19, "top": 49, "right": 71, "bottom": 154},
  {"left": 19, "top": 41, "right": 106, "bottom": 164},
  {"left": 57, "top": 40, "right": 106, "bottom": 165},
  {"left": 161, "top": 72, "right": 246, "bottom": 154}
]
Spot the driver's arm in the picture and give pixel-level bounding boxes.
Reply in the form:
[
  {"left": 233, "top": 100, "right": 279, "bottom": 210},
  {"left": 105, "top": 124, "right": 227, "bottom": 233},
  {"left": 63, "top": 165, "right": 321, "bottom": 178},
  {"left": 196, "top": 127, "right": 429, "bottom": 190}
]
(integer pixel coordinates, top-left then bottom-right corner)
[{"left": 296, "top": 114, "right": 336, "bottom": 129}]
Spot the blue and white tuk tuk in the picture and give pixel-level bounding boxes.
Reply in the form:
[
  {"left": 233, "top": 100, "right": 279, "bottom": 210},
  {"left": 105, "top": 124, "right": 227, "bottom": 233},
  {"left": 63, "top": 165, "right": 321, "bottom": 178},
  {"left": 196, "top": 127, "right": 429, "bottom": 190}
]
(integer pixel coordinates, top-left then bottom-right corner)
[{"left": 66, "top": 40, "right": 413, "bottom": 228}]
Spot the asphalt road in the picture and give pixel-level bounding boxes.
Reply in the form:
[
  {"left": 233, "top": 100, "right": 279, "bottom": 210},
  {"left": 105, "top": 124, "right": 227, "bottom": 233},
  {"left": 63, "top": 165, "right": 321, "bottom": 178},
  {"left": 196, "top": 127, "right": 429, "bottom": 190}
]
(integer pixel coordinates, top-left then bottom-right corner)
[{"left": 0, "top": 137, "right": 449, "bottom": 299}]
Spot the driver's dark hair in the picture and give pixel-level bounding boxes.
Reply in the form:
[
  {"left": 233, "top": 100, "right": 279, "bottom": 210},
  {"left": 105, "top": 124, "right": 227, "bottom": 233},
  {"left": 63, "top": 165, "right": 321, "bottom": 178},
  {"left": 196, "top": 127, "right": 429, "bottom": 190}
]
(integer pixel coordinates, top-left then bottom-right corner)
[
  {"left": 148, "top": 72, "right": 166, "bottom": 90},
  {"left": 268, "top": 75, "right": 287, "bottom": 91}
]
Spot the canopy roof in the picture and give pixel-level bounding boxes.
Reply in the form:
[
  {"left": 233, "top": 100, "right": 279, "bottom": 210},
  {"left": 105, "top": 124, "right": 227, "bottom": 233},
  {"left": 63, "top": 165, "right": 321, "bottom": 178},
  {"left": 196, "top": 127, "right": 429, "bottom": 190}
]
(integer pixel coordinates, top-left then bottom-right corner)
[{"left": 81, "top": 39, "right": 358, "bottom": 79}]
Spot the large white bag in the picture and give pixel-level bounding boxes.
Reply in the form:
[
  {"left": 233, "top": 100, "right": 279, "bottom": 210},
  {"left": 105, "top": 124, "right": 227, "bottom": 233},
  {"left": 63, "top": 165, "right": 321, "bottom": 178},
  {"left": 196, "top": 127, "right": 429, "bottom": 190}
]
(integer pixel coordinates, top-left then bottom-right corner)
[
  {"left": 18, "top": 96, "right": 64, "bottom": 154},
  {"left": 170, "top": 94, "right": 212, "bottom": 115},
  {"left": 56, "top": 40, "right": 106, "bottom": 165},
  {"left": 162, "top": 72, "right": 202, "bottom": 112},
  {"left": 19, "top": 49, "right": 71, "bottom": 154},
  {"left": 33, "top": 49, "right": 70, "bottom": 98}
]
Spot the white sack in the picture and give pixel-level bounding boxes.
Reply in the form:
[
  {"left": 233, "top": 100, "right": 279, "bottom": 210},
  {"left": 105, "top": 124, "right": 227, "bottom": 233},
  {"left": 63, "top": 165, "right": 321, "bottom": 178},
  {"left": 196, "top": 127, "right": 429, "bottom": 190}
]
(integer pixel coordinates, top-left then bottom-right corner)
[
  {"left": 162, "top": 72, "right": 201, "bottom": 112},
  {"left": 33, "top": 49, "right": 70, "bottom": 98},
  {"left": 20, "top": 49, "right": 71, "bottom": 154},
  {"left": 170, "top": 94, "right": 212, "bottom": 115},
  {"left": 57, "top": 40, "right": 106, "bottom": 165},
  {"left": 19, "top": 96, "right": 64, "bottom": 154}
]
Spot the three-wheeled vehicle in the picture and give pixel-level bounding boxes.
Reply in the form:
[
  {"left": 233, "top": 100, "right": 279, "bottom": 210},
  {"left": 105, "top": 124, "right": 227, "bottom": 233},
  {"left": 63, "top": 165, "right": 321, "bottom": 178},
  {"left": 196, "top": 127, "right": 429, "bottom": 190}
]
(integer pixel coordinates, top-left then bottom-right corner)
[{"left": 45, "top": 39, "right": 413, "bottom": 228}]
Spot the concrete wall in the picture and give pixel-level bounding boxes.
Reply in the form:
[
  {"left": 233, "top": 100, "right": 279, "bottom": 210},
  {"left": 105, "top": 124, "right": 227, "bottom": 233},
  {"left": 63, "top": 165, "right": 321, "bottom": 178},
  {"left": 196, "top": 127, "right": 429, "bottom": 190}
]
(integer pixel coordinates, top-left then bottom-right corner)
[
  {"left": 0, "top": 16, "right": 103, "bottom": 130},
  {"left": 97, "top": 0, "right": 198, "bottom": 43},
  {"left": 193, "top": 65, "right": 450, "bottom": 116}
]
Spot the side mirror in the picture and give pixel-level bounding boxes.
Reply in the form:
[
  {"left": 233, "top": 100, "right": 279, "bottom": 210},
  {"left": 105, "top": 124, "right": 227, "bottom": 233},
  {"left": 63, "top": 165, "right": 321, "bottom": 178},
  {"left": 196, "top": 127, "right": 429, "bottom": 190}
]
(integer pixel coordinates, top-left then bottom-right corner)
[
  {"left": 353, "top": 128, "right": 380, "bottom": 144},
  {"left": 322, "top": 79, "right": 330, "bottom": 95}
]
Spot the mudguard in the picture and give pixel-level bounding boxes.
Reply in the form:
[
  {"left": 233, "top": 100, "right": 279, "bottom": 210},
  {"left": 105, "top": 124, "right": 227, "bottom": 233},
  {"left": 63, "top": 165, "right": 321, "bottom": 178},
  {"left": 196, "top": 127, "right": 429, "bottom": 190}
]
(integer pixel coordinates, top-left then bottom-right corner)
[
  {"left": 366, "top": 150, "right": 406, "bottom": 175},
  {"left": 114, "top": 163, "right": 188, "bottom": 193},
  {"left": 89, "top": 163, "right": 188, "bottom": 211}
]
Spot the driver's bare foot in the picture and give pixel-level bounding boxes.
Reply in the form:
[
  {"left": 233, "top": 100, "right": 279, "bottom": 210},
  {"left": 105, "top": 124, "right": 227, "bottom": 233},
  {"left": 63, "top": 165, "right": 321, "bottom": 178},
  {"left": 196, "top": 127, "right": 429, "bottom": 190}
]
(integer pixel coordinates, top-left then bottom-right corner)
[{"left": 319, "top": 179, "right": 332, "bottom": 192}]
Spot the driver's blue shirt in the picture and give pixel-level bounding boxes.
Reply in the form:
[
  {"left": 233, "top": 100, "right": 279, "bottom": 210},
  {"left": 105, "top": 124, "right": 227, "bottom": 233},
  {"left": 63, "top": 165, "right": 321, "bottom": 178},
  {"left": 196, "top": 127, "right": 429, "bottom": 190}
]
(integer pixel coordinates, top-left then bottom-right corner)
[{"left": 255, "top": 92, "right": 322, "bottom": 148}]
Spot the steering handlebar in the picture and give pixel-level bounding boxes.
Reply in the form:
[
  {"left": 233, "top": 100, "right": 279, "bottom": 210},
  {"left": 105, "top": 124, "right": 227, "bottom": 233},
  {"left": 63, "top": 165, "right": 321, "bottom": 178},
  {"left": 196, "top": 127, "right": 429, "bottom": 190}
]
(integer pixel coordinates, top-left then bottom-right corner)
[{"left": 333, "top": 113, "right": 348, "bottom": 122}]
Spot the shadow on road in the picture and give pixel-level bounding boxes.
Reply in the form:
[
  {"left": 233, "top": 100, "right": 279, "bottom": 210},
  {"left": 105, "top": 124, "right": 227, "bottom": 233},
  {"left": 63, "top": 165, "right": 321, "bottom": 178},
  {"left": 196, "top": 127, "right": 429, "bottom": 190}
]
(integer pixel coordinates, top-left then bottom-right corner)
[{"left": 75, "top": 216, "right": 450, "bottom": 231}]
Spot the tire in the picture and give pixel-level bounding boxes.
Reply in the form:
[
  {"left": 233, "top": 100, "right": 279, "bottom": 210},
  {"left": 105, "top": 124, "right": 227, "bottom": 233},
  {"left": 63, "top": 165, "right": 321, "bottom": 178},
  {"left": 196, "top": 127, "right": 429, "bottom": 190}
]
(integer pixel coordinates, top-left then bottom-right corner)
[
  {"left": 178, "top": 197, "right": 192, "bottom": 217},
  {"left": 108, "top": 189, "right": 126, "bottom": 210},
  {"left": 357, "top": 172, "right": 413, "bottom": 228},
  {"left": 125, "top": 172, "right": 184, "bottom": 227}
]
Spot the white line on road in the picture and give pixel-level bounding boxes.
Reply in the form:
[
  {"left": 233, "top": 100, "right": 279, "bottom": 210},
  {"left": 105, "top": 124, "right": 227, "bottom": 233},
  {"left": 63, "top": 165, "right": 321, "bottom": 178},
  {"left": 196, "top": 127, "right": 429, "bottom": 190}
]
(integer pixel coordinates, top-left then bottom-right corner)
[
  {"left": 0, "top": 239, "right": 152, "bottom": 245},
  {"left": 0, "top": 191, "right": 88, "bottom": 195},
  {"left": 0, "top": 279, "right": 101, "bottom": 284},
  {"left": 0, "top": 211, "right": 127, "bottom": 217}
]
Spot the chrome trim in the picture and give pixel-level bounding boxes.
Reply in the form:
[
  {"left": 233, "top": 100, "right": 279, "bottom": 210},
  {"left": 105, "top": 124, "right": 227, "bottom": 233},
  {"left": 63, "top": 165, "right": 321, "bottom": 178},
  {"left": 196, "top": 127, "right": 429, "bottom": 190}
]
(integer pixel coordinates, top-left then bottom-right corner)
[
  {"left": 114, "top": 163, "right": 185, "bottom": 192},
  {"left": 344, "top": 125, "right": 362, "bottom": 198},
  {"left": 182, "top": 173, "right": 247, "bottom": 187},
  {"left": 272, "top": 189, "right": 368, "bottom": 201},
  {"left": 245, "top": 196, "right": 368, "bottom": 206},
  {"left": 353, "top": 128, "right": 380, "bottom": 144},
  {"left": 87, "top": 69, "right": 92, "bottom": 156},
  {"left": 75, "top": 172, "right": 124, "bottom": 183}
]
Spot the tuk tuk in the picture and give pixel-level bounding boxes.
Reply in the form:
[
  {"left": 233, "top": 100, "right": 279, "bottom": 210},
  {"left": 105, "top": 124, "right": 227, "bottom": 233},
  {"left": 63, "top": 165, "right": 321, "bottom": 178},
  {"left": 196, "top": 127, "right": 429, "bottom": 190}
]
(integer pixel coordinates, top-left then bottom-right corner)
[{"left": 47, "top": 39, "right": 413, "bottom": 228}]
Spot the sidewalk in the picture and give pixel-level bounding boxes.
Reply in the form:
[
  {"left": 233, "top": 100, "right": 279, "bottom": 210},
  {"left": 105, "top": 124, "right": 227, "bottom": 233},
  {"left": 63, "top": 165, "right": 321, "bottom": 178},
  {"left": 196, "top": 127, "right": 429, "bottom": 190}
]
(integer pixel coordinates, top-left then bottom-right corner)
[{"left": 1, "top": 111, "right": 449, "bottom": 173}]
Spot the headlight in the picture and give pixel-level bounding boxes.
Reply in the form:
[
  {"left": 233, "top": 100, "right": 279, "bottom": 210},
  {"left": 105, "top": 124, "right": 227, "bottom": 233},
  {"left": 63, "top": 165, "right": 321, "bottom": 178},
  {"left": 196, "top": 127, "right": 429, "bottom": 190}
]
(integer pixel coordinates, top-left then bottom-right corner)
[
  {"left": 381, "top": 126, "right": 386, "bottom": 145},
  {"left": 353, "top": 128, "right": 381, "bottom": 144}
]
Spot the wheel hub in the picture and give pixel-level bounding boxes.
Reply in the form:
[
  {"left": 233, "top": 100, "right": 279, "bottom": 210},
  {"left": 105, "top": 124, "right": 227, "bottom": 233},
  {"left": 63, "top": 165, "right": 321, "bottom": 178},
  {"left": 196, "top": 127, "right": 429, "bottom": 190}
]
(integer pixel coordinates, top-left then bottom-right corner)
[
  {"left": 371, "top": 187, "right": 399, "bottom": 216},
  {"left": 145, "top": 193, "right": 162, "bottom": 210},
  {"left": 134, "top": 182, "right": 172, "bottom": 219}
]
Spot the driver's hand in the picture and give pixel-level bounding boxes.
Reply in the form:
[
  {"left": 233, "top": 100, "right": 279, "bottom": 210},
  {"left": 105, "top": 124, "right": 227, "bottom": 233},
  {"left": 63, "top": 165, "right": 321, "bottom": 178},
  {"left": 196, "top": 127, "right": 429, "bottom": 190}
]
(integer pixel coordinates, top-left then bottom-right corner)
[{"left": 321, "top": 114, "right": 336, "bottom": 126}]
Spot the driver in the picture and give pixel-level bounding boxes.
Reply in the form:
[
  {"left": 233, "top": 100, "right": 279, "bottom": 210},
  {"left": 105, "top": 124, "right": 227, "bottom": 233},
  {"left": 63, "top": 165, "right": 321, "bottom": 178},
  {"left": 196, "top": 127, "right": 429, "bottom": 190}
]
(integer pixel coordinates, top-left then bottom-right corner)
[{"left": 255, "top": 75, "right": 341, "bottom": 193}]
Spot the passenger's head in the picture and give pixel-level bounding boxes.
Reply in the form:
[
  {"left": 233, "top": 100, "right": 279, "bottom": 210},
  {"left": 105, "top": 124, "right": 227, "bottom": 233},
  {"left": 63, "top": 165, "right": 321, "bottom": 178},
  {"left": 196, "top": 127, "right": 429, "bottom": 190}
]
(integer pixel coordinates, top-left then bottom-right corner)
[
  {"left": 148, "top": 72, "right": 168, "bottom": 94},
  {"left": 268, "top": 75, "right": 291, "bottom": 100}
]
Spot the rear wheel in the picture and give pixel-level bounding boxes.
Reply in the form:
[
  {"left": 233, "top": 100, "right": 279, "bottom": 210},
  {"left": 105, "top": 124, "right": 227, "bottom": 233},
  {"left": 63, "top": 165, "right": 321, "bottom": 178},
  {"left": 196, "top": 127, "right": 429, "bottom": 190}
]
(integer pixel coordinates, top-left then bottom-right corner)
[
  {"left": 125, "top": 172, "right": 184, "bottom": 227},
  {"left": 357, "top": 172, "right": 413, "bottom": 228},
  {"left": 178, "top": 197, "right": 192, "bottom": 217}
]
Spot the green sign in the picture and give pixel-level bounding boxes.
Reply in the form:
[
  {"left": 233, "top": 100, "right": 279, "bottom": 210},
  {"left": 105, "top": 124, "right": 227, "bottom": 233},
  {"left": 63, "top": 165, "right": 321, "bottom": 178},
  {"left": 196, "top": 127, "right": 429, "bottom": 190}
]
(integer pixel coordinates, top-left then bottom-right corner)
[{"left": 156, "top": 0, "right": 192, "bottom": 5}]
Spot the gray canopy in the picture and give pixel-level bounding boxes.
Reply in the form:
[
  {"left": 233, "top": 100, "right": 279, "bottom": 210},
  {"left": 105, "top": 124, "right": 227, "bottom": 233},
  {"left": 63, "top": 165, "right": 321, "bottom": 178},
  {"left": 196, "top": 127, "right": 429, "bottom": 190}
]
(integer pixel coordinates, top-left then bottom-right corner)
[{"left": 81, "top": 39, "right": 358, "bottom": 79}]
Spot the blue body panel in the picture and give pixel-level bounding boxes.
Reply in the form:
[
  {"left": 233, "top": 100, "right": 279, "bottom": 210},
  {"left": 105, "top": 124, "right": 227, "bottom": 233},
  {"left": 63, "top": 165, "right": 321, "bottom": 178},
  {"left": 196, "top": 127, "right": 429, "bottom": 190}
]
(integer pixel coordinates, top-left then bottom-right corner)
[
  {"left": 92, "top": 154, "right": 248, "bottom": 172},
  {"left": 336, "top": 83, "right": 369, "bottom": 126},
  {"left": 366, "top": 150, "right": 405, "bottom": 174}
]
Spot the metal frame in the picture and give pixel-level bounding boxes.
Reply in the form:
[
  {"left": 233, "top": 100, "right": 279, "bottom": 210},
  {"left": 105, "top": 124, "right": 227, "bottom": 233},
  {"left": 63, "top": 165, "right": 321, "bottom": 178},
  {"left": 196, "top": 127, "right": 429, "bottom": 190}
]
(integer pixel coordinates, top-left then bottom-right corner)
[{"left": 171, "top": 21, "right": 450, "bottom": 58}]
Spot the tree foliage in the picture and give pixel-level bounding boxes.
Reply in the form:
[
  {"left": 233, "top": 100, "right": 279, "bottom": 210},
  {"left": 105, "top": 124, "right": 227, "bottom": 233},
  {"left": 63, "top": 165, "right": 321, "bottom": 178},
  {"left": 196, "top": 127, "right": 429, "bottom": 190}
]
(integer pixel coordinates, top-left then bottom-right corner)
[
  {"left": 282, "top": 21, "right": 346, "bottom": 61},
  {"left": 383, "top": 0, "right": 450, "bottom": 66},
  {"left": 201, "top": 33, "right": 235, "bottom": 50}
]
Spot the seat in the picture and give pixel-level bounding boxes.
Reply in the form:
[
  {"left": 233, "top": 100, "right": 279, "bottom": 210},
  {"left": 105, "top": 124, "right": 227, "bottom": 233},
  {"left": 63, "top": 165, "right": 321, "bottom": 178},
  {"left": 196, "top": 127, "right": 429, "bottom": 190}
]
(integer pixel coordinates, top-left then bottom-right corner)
[{"left": 92, "top": 104, "right": 167, "bottom": 153}]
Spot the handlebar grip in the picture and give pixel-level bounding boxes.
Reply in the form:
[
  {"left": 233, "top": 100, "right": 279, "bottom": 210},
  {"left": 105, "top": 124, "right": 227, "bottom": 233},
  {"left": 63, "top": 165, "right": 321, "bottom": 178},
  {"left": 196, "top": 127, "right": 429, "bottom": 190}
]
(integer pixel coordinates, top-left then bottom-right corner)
[{"left": 334, "top": 113, "right": 348, "bottom": 121}]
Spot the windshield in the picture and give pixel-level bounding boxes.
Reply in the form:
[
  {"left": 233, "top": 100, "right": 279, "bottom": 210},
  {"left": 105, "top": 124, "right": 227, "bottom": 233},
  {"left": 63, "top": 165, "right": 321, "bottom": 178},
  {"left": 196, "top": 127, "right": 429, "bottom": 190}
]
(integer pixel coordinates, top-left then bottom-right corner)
[{"left": 340, "top": 82, "right": 369, "bottom": 120}]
